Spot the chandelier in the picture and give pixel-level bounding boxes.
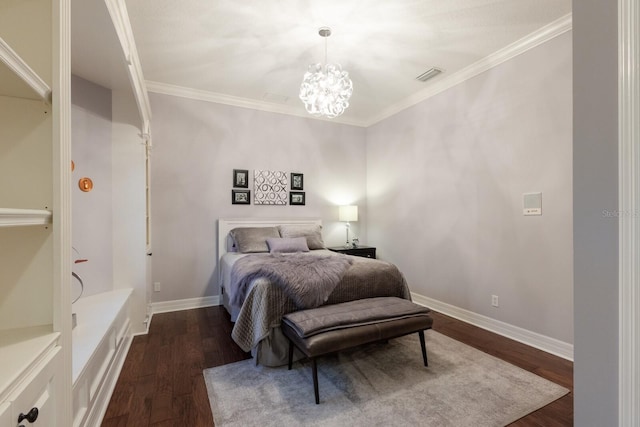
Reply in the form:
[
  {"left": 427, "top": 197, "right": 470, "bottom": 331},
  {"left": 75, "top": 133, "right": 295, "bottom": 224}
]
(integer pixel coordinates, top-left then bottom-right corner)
[{"left": 299, "top": 27, "right": 353, "bottom": 119}]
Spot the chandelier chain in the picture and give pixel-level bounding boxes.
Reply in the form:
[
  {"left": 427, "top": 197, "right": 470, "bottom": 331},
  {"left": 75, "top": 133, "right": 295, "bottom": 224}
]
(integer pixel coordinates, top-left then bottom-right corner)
[{"left": 324, "top": 36, "right": 328, "bottom": 65}]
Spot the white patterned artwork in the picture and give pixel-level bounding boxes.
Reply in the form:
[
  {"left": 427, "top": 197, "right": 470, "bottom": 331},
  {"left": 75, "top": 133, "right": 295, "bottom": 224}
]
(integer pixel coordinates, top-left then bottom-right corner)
[{"left": 254, "top": 170, "right": 288, "bottom": 205}]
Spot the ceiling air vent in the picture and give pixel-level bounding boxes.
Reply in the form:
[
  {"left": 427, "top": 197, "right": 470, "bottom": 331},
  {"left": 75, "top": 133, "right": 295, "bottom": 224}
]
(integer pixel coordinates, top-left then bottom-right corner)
[{"left": 415, "top": 67, "right": 443, "bottom": 82}]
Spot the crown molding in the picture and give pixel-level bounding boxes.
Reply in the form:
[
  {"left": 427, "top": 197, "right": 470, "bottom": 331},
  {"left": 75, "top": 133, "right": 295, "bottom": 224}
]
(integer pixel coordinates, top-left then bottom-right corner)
[
  {"left": 364, "top": 13, "right": 572, "bottom": 127},
  {"left": 146, "top": 13, "right": 571, "bottom": 129},
  {"left": 145, "top": 81, "right": 368, "bottom": 127}
]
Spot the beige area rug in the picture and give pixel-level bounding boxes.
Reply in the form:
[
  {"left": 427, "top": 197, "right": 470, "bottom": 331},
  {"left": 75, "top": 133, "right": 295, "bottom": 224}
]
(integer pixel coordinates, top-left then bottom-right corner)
[{"left": 204, "top": 331, "right": 568, "bottom": 426}]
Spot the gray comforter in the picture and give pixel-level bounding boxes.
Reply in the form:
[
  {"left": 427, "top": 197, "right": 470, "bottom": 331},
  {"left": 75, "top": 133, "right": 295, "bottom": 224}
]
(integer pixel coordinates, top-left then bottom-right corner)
[
  {"left": 230, "top": 252, "right": 354, "bottom": 309},
  {"left": 230, "top": 252, "right": 411, "bottom": 355}
]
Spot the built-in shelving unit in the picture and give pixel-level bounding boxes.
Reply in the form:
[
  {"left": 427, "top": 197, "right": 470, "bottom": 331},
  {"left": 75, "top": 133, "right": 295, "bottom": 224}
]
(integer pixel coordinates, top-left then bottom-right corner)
[
  {"left": 0, "top": 0, "right": 70, "bottom": 425},
  {"left": 1, "top": 0, "right": 148, "bottom": 423}
]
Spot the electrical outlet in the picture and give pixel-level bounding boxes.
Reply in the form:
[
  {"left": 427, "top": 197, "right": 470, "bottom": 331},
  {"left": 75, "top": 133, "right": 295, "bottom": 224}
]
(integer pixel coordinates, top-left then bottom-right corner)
[
  {"left": 491, "top": 295, "right": 499, "bottom": 307},
  {"left": 154, "top": 282, "right": 161, "bottom": 292}
]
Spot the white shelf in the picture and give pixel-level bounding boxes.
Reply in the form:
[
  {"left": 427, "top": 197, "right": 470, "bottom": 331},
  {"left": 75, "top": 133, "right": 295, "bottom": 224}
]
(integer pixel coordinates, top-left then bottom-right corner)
[
  {"left": 0, "top": 208, "right": 52, "bottom": 227},
  {"left": 0, "top": 326, "right": 59, "bottom": 401},
  {"left": 0, "top": 36, "right": 51, "bottom": 101}
]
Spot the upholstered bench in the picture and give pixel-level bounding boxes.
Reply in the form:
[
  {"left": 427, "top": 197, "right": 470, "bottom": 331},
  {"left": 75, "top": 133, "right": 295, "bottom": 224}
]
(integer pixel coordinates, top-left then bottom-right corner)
[{"left": 281, "top": 296, "right": 433, "bottom": 404}]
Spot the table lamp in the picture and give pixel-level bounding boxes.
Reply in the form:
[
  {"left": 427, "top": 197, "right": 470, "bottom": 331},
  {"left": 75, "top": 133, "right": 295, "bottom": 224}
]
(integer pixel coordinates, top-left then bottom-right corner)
[{"left": 339, "top": 205, "right": 358, "bottom": 248}]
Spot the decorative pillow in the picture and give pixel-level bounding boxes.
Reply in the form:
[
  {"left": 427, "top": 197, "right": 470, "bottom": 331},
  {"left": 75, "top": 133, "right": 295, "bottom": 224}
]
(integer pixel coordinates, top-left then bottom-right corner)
[
  {"left": 277, "top": 224, "right": 325, "bottom": 249},
  {"left": 266, "top": 237, "right": 310, "bottom": 253},
  {"left": 229, "top": 227, "right": 280, "bottom": 253}
]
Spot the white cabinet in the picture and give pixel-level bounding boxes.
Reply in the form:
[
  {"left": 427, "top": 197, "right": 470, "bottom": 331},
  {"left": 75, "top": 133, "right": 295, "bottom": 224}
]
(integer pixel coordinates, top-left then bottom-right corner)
[
  {"left": 71, "top": 290, "right": 132, "bottom": 427},
  {"left": 0, "top": 0, "right": 71, "bottom": 425},
  {"left": 0, "top": 345, "right": 62, "bottom": 427},
  {"left": 6, "top": 347, "right": 62, "bottom": 427}
]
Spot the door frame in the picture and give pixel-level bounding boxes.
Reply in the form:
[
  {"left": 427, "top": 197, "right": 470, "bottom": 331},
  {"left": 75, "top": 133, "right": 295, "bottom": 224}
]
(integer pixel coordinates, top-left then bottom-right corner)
[{"left": 618, "top": 0, "right": 639, "bottom": 424}]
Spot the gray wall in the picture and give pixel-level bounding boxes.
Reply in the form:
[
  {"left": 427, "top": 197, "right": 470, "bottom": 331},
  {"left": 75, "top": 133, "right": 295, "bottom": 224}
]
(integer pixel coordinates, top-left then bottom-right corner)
[
  {"left": 573, "top": 1, "right": 619, "bottom": 425},
  {"left": 366, "top": 32, "right": 573, "bottom": 344},
  {"left": 149, "top": 94, "right": 367, "bottom": 302},
  {"left": 71, "top": 75, "right": 113, "bottom": 298},
  {"left": 149, "top": 31, "right": 575, "bottom": 349}
]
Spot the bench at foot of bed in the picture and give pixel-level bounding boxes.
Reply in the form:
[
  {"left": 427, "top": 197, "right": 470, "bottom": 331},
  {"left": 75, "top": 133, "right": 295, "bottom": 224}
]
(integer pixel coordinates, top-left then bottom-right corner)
[{"left": 281, "top": 296, "right": 433, "bottom": 404}]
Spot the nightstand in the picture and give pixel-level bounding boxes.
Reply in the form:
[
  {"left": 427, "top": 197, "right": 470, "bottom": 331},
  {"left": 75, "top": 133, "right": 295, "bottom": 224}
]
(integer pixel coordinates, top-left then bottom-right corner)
[{"left": 328, "top": 245, "right": 376, "bottom": 259}]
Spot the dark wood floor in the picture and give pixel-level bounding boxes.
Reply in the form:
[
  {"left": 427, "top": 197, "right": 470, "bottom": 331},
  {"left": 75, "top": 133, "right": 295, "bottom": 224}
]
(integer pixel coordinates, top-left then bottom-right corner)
[{"left": 102, "top": 306, "right": 573, "bottom": 426}]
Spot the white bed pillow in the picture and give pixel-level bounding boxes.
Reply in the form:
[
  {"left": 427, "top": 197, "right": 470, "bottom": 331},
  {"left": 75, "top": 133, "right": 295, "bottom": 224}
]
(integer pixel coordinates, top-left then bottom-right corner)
[
  {"left": 266, "top": 237, "right": 310, "bottom": 253},
  {"left": 277, "top": 224, "right": 325, "bottom": 249},
  {"left": 229, "top": 226, "right": 280, "bottom": 253}
]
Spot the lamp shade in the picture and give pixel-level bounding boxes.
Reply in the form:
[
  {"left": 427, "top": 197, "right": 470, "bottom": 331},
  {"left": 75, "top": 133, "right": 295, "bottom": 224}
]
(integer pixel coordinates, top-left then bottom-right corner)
[{"left": 339, "top": 205, "right": 358, "bottom": 222}]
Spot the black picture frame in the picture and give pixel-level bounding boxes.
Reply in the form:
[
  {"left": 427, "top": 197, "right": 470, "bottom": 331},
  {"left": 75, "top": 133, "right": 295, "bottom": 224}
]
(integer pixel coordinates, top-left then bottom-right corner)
[
  {"left": 232, "top": 190, "right": 250, "bottom": 205},
  {"left": 289, "top": 191, "right": 305, "bottom": 206},
  {"left": 233, "top": 169, "right": 249, "bottom": 188},
  {"left": 291, "top": 173, "right": 304, "bottom": 190}
]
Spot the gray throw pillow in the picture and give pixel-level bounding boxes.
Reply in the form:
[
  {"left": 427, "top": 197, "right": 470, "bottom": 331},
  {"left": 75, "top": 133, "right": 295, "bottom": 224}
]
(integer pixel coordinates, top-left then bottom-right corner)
[
  {"left": 277, "top": 224, "right": 325, "bottom": 249},
  {"left": 266, "top": 237, "right": 310, "bottom": 253},
  {"left": 229, "top": 227, "right": 280, "bottom": 253}
]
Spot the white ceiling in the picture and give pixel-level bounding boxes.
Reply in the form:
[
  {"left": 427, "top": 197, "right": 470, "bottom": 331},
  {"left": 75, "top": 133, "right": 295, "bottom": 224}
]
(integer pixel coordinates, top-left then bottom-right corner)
[{"left": 113, "top": 0, "right": 571, "bottom": 126}]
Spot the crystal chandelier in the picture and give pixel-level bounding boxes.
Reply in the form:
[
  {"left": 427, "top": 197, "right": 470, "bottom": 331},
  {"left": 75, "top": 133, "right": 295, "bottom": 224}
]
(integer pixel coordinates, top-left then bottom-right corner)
[{"left": 299, "top": 27, "right": 353, "bottom": 119}]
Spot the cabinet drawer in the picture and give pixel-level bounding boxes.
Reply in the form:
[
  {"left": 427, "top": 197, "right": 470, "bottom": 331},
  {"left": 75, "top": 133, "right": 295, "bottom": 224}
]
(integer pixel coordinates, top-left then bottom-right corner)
[
  {"left": 349, "top": 248, "right": 376, "bottom": 258},
  {"left": 9, "top": 347, "right": 61, "bottom": 427}
]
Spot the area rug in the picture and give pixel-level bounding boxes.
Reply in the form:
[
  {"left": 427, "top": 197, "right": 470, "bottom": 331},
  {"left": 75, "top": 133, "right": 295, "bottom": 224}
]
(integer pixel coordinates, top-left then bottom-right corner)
[{"left": 203, "top": 331, "right": 568, "bottom": 426}]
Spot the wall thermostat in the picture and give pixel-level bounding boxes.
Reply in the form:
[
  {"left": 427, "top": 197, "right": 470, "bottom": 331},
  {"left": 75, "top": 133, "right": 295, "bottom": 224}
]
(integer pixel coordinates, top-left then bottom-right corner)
[{"left": 523, "top": 192, "right": 542, "bottom": 215}]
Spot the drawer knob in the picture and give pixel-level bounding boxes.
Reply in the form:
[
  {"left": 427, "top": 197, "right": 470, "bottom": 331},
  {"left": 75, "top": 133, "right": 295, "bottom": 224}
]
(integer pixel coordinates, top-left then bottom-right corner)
[{"left": 18, "top": 407, "right": 38, "bottom": 425}]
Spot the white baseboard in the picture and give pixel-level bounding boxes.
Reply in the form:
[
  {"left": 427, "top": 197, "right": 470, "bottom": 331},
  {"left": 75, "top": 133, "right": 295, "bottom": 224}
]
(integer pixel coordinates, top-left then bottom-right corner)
[
  {"left": 411, "top": 292, "right": 574, "bottom": 361},
  {"left": 145, "top": 293, "right": 574, "bottom": 361},
  {"left": 150, "top": 295, "right": 220, "bottom": 315},
  {"left": 144, "top": 296, "right": 220, "bottom": 334}
]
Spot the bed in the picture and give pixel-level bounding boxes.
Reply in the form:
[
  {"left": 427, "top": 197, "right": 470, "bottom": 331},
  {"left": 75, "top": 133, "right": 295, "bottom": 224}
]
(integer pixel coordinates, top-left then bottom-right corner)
[{"left": 218, "top": 218, "right": 411, "bottom": 366}]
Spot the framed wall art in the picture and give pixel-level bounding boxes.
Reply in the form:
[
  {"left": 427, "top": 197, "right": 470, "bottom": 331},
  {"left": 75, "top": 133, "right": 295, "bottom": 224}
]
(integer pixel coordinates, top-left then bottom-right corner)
[
  {"left": 290, "top": 191, "right": 305, "bottom": 206},
  {"left": 233, "top": 169, "right": 249, "bottom": 188},
  {"left": 232, "top": 189, "right": 250, "bottom": 204},
  {"left": 291, "top": 173, "right": 304, "bottom": 190},
  {"left": 254, "top": 170, "right": 288, "bottom": 205}
]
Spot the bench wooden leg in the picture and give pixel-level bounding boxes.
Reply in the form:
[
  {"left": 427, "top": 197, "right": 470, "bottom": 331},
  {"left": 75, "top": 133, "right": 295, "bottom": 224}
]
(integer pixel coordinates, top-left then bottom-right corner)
[
  {"left": 287, "top": 339, "right": 294, "bottom": 370},
  {"left": 312, "top": 358, "right": 319, "bottom": 404},
  {"left": 419, "top": 330, "right": 428, "bottom": 367}
]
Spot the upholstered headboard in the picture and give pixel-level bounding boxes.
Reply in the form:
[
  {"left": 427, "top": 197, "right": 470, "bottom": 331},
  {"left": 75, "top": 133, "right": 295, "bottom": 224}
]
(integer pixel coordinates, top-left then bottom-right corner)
[{"left": 217, "top": 218, "right": 323, "bottom": 262}]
